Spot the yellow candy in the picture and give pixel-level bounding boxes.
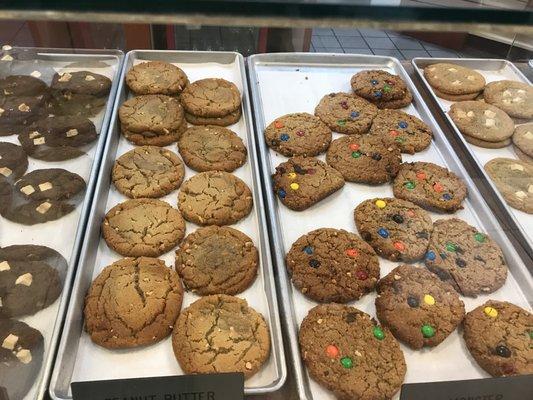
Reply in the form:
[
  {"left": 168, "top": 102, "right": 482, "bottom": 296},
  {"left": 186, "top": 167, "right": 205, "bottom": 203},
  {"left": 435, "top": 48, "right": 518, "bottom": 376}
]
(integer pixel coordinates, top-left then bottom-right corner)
[
  {"left": 424, "top": 294, "right": 435, "bottom": 306},
  {"left": 288, "top": 172, "right": 297, "bottom": 179},
  {"left": 484, "top": 306, "right": 498, "bottom": 318},
  {"left": 290, "top": 183, "right": 299, "bottom": 190},
  {"left": 375, "top": 200, "right": 387, "bottom": 209}
]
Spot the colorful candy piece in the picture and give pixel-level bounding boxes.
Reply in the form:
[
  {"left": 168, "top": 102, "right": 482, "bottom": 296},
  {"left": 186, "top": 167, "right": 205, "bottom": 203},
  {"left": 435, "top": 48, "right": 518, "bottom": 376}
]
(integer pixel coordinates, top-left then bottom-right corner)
[
  {"left": 280, "top": 133, "right": 290, "bottom": 141},
  {"left": 392, "top": 214, "right": 404, "bottom": 224},
  {"left": 371, "top": 79, "right": 378, "bottom": 85},
  {"left": 326, "top": 345, "right": 339, "bottom": 358},
  {"left": 395, "top": 137, "right": 405, "bottom": 143},
  {"left": 371, "top": 153, "right": 382, "bottom": 161},
  {"left": 340, "top": 356, "right": 353, "bottom": 368},
  {"left": 474, "top": 232, "right": 486, "bottom": 243},
  {"left": 389, "top": 129, "right": 400, "bottom": 137},
  {"left": 309, "top": 259, "right": 320, "bottom": 268},
  {"left": 446, "top": 242, "right": 457, "bottom": 252},
  {"left": 407, "top": 210, "right": 415, "bottom": 217},
  {"left": 350, "top": 111, "right": 359, "bottom": 119},
  {"left": 288, "top": 172, "right": 297, "bottom": 179},
  {"left": 277, "top": 189, "right": 286, "bottom": 199},
  {"left": 383, "top": 84, "right": 392, "bottom": 93},
  {"left": 495, "top": 345, "right": 511, "bottom": 358},
  {"left": 377, "top": 228, "right": 389, "bottom": 238},
  {"left": 307, "top": 168, "right": 315, "bottom": 175},
  {"left": 425, "top": 250, "right": 436, "bottom": 261},
  {"left": 274, "top": 120, "right": 284, "bottom": 129},
  {"left": 442, "top": 193, "right": 453, "bottom": 201},
  {"left": 290, "top": 182, "right": 299, "bottom": 190},
  {"left": 398, "top": 121, "right": 408, "bottom": 129},
  {"left": 433, "top": 182, "right": 444, "bottom": 192},
  {"left": 375, "top": 199, "right": 387, "bottom": 209},
  {"left": 407, "top": 296, "right": 419, "bottom": 308},
  {"left": 373, "top": 326, "right": 385, "bottom": 340},
  {"left": 340, "top": 101, "right": 349, "bottom": 110},
  {"left": 346, "top": 248, "right": 358, "bottom": 258},
  {"left": 296, "top": 130, "right": 305, "bottom": 137},
  {"left": 424, "top": 294, "right": 435, "bottom": 306},
  {"left": 349, "top": 143, "right": 360, "bottom": 151},
  {"left": 484, "top": 306, "right": 498, "bottom": 318},
  {"left": 416, "top": 171, "right": 426, "bottom": 180},
  {"left": 393, "top": 241, "right": 405, "bottom": 251},
  {"left": 421, "top": 324, "right": 435, "bottom": 338},
  {"left": 355, "top": 270, "right": 368, "bottom": 280},
  {"left": 374, "top": 91, "right": 383, "bottom": 98},
  {"left": 337, "top": 119, "right": 346, "bottom": 126},
  {"left": 303, "top": 245, "right": 314, "bottom": 255},
  {"left": 455, "top": 258, "right": 467, "bottom": 268},
  {"left": 351, "top": 151, "right": 361, "bottom": 159}
]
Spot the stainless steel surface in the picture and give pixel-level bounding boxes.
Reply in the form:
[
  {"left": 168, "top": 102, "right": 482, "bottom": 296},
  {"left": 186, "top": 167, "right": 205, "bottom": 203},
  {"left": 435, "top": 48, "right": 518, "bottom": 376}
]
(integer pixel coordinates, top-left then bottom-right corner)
[
  {"left": 248, "top": 52, "right": 533, "bottom": 400},
  {"left": 50, "top": 50, "right": 286, "bottom": 400},
  {"left": 412, "top": 57, "right": 533, "bottom": 263}
]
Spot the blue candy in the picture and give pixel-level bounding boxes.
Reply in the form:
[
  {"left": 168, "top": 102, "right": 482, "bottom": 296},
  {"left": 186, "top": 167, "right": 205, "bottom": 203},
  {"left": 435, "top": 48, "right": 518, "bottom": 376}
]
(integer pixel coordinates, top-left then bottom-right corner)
[
  {"left": 442, "top": 193, "right": 453, "bottom": 201},
  {"left": 278, "top": 189, "right": 286, "bottom": 199},
  {"left": 426, "top": 250, "right": 436, "bottom": 261},
  {"left": 374, "top": 91, "right": 382, "bottom": 98},
  {"left": 280, "top": 133, "right": 290, "bottom": 141},
  {"left": 398, "top": 121, "right": 408, "bottom": 129},
  {"left": 371, "top": 79, "right": 378, "bottom": 85},
  {"left": 377, "top": 228, "right": 389, "bottom": 238},
  {"left": 303, "top": 246, "right": 313, "bottom": 255},
  {"left": 350, "top": 111, "right": 359, "bottom": 119}
]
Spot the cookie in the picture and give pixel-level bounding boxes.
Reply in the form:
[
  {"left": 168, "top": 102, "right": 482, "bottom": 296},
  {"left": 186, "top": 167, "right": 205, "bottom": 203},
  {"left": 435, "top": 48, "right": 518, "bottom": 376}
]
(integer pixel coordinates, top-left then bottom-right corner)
[
  {"left": 126, "top": 61, "right": 188, "bottom": 95},
  {"left": 175, "top": 226, "right": 258, "bottom": 295},
  {"left": 0, "top": 75, "right": 48, "bottom": 97},
  {"left": 46, "top": 91, "right": 107, "bottom": 118},
  {"left": 424, "top": 218, "right": 508, "bottom": 296},
  {"left": 265, "top": 112, "right": 332, "bottom": 157},
  {"left": 512, "top": 123, "right": 533, "bottom": 158},
  {"left": 0, "top": 142, "right": 27, "bottom": 181},
  {"left": 465, "top": 135, "right": 511, "bottom": 149},
  {"left": 373, "top": 89, "right": 413, "bottom": 110},
  {"left": 463, "top": 300, "right": 533, "bottom": 377},
  {"left": 484, "top": 158, "right": 533, "bottom": 214},
  {"left": 0, "top": 319, "right": 44, "bottom": 400},
  {"left": 272, "top": 156, "right": 344, "bottom": 211},
  {"left": 123, "top": 118, "right": 187, "bottom": 147},
  {"left": 514, "top": 145, "right": 533, "bottom": 163},
  {"left": 0, "top": 168, "right": 86, "bottom": 225},
  {"left": 18, "top": 116, "right": 97, "bottom": 161},
  {"left": 102, "top": 199, "right": 185, "bottom": 257},
  {"left": 351, "top": 70, "right": 408, "bottom": 102},
  {"left": 376, "top": 264, "right": 465, "bottom": 349},
  {"left": 433, "top": 87, "right": 481, "bottom": 102},
  {"left": 484, "top": 80, "right": 533, "bottom": 119},
  {"left": 326, "top": 134, "right": 401, "bottom": 184},
  {"left": 286, "top": 228, "right": 379, "bottom": 303},
  {"left": 354, "top": 197, "right": 433, "bottom": 262},
  {"left": 0, "top": 95, "right": 46, "bottom": 136},
  {"left": 180, "top": 78, "right": 241, "bottom": 117},
  {"left": 112, "top": 146, "right": 185, "bottom": 198},
  {"left": 299, "top": 304, "right": 406, "bottom": 400},
  {"left": 393, "top": 161, "right": 467, "bottom": 212},
  {"left": 424, "top": 63, "right": 485, "bottom": 95},
  {"left": 449, "top": 101, "right": 514, "bottom": 142},
  {"left": 172, "top": 294, "right": 270, "bottom": 379},
  {"left": 369, "top": 109, "right": 433, "bottom": 154},
  {"left": 51, "top": 71, "right": 111, "bottom": 97},
  {"left": 314, "top": 92, "right": 378, "bottom": 135},
  {"left": 84, "top": 257, "right": 183, "bottom": 349},
  {"left": 184, "top": 108, "right": 241, "bottom": 127},
  {"left": 0, "top": 244, "right": 65, "bottom": 318},
  {"left": 178, "top": 171, "right": 253, "bottom": 226},
  {"left": 178, "top": 125, "right": 247, "bottom": 172}
]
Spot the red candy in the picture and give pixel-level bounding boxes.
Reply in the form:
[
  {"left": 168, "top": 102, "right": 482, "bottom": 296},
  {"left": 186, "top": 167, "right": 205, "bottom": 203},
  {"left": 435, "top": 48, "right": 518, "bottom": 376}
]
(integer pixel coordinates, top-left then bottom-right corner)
[
  {"left": 296, "top": 130, "right": 305, "bottom": 137},
  {"left": 389, "top": 130, "right": 400, "bottom": 137},
  {"left": 349, "top": 143, "right": 360, "bottom": 151},
  {"left": 393, "top": 241, "right": 406, "bottom": 251},
  {"left": 433, "top": 182, "right": 444, "bottom": 192},
  {"left": 274, "top": 121, "right": 284, "bottom": 129},
  {"left": 407, "top": 210, "right": 415, "bottom": 217},
  {"left": 340, "top": 101, "right": 349, "bottom": 110},
  {"left": 416, "top": 171, "right": 426, "bottom": 180},
  {"left": 356, "top": 270, "right": 368, "bottom": 280},
  {"left": 326, "top": 345, "right": 339, "bottom": 358},
  {"left": 307, "top": 168, "right": 315, "bottom": 175},
  {"left": 346, "top": 248, "right": 358, "bottom": 258}
]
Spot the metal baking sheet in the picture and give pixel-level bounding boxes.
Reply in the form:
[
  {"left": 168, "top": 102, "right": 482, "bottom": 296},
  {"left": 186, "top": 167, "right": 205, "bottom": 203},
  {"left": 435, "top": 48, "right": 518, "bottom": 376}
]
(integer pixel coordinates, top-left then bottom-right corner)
[
  {"left": 412, "top": 57, "right": 533, "bottom": 260},
  {"left": 248, "top": 53, "right": 533, "bottom": 400},
  {"left": 0, "top": 47, "right": 123, "bottom": 400},
  {"left": 49, "top": 50, "right": 286, "bottom": 399}
]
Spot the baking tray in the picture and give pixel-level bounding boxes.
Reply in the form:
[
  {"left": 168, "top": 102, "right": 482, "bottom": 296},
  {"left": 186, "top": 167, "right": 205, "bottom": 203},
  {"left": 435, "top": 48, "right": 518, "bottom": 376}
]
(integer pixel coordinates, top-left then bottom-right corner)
[
  {"left": 412, "top": 57, "right": 533, "bottom": 262},
  {"left": 248, "top": 53, "right": 533, "bottom": 400},
  {"left": 0, "top": 47, "right": 123, "bottom": 400},
  {"left": 49, "top": 50, "right": 286, "bottom": 399}
]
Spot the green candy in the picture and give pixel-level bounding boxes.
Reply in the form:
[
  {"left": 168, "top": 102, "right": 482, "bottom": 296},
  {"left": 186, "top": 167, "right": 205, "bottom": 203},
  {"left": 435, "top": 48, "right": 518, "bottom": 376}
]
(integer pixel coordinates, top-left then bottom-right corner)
[
  {"left": 351, "top": 151, "right": 361, "bottom": 158},
  {"left": 373, "top": 326, "right": 385, "bottom": 340},
  {"left": 474, "top": 232, "right": 486, "bottom": 243},
  {"left": 340, "top": 356, "right": 353, "bottom": 369},
  {"left": 383, "top": 84, "right": 392, "bottom": 93},
  {"left": 395, "top": 137, "right": 405, "bottom": 143},
  {"left": 446, "top": 242, "right": 457, "bottom": 252},
  {"left": 404, "top": 181, "right": 415, "bottom": 190},
  {"left": 337, "top": 119, "right": 346, "bottom": 126},
  {"left": 529, "top": 331, "right": 533, "bottom": 339},
  {"left": 421, "top": 324, "right": 435, "bottom": 338}
]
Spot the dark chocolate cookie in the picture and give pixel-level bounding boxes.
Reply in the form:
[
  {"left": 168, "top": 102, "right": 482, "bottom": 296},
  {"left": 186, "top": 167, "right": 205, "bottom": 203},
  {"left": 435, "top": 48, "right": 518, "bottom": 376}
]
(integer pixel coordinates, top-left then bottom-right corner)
[
  {"left": 0, "top": 95, "right": 46, "bottom": 136},
  {"left": 51, "top": 71, "right": 111, "bottom": 97},
  {"left": 351, "top": 70, "right": 408, "bottom": 102},
  {"left": 0, "top": 75, "right": 48, "bottom": 97},
  {"left": 286, "top": 228, "right": 379, "bottom": 303},
  {"left": 45, "top": 91, "right": 107, "bottom": 118},
  {"left": 0, "top": 142, "right": 28, "bottom": 181}
]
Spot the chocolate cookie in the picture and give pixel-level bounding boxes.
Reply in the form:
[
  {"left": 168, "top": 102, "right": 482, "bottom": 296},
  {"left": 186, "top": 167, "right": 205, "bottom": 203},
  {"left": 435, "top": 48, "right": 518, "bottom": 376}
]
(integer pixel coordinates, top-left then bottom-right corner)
[
  {"left": 299, "top": 304, "right": 406, "bottom": 400},
  {"left": 175, "top": 226, "right": 258, "bottom": 295},
  {"left": 393, "top": 161, "right": 467, "bottom": 212},
  {"left": 102, "top": 199, "right": 185, "bottom": 257},
  {"left": 0, "top": 319, "right": 44, "bottom": 400},
  {"left": 272, "top": 156, "right": 344, "bottom": 211},
  {"left": 425, "top": 218, "right": 508, "bottom": 296},
  {"left": 180, "top": 78, "right": 241, "bottom": 117},
  {"left": 484, "top": 158, "right": 533, "bottom": 214},
  {"left": 463, "top": 301, "right": 533, "bottom": 377},
  {"left": 0, "top": 95, "right": 46, "bottom": 136},
  {"left": 178, "top": 125, "right": 247, "bottom": 172},
  {"left": 465, "top": 135, "right": 511, "bottom": 149},
  {"left": 354, "top": 197, "right": 433, "bottom": 262},
  {"left": 512, "top": 123, "right": 533, "bottom": 159},
  {"left": 84, "top": 257, "right": 183, "bottom": 349},
  {"left": 351, "top": 70, "right": 408, "bottom": 102},
  {"left": 369, "top": 109, "right": 433, "bottom": 154},
  {"left": 184, "top": 108, "right": 242, "bottom": 127},
  {"left": 374, "top": 89, "right": 413, "bottom": 110},
  {"left": 265, "top": 112, "right": 332, "bottom": 157},
  {"left": 178, "top": 171, "right": 253, "bottom": 226},
  {"left": 424, "top": 63, "right": 485, "bottom": 95},
  {"left": 314, "top": 92, "right": 378, "bottom": 135},
  {"left": 18, "top": 116, "right": 97, "bottom": 161},
  {"left": 376, "top": 264, "right": 465, "bottom": 349},
  {"left": 45, "top": 91, "right": 107, "bottom": 118},
  {"left": 112, "top": 146, "right": 185, "bottom": 198},
  {"left": 484, "top": 80, "right": 533, "bottom": 119},
  {"left": 0, "top": 244, "right": 65, "bottom": 318},
  {"left": 126, "top": 61, "right": 188, "bottom": 95},
  {"left": 0, "top": 142, "right": 27, "bottom": 181},
  {"left": 0, "top": 75, "right": 48, "bottom": 97},
  {"left": 51, "top": 71, "right": 111, "bottom": 97},
  {"left": 449, "top": 101, "right": 514, "bottom": 142},
  {"left": 286, "top": 228, "right": 379, "bottom": 303},
  {"left": 0, "top": 168, "right": 86, "bottom": 225},
  {"left": 326, "top": 134, "right": 401, "bottom": 184},
  {"left": 172, "top": 294, "right": 270, "bottom": 379}
]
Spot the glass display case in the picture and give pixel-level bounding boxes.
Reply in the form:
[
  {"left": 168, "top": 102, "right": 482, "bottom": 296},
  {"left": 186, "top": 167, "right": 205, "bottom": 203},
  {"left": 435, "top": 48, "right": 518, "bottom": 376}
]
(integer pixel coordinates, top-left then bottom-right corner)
[{"left": 0, "top": 2, "right": 531, "bottom": 400}]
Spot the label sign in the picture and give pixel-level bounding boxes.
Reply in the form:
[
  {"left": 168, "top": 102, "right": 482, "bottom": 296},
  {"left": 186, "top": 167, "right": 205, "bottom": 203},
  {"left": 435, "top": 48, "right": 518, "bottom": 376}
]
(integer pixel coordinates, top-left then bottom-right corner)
[
  {"left": 72, "top": 373, "right": 244, "bottom": 400},
  {"left": 400, "top": 374, "right": 533, "bottom": 400}
]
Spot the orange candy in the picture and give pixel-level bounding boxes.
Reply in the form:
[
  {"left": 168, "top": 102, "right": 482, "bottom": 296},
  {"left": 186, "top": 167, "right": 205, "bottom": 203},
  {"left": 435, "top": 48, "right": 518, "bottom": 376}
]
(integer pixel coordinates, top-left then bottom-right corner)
[
  {"left": 346, "top": 248, "right": 358, "bottom": 258},
  {"left": 349, "top": 143, "right": 360, "bottom": 151},
  {"left": 326, "top": 345, "right": 339, "bottom": 358},
  {"left": 416, "top": 171, "right": 426, "bottom": 180},
  {"left": 433, "top": 182, "right": 444, "bottom": 192},
  {"left": 274, "top": 121, "right": 284, "bottom": 129},
  {"left": 389, "top": 130, "right": 400, "bottom": 137},
  {"left": 393, "top": 241, "right": 406, "bottom": 251}
]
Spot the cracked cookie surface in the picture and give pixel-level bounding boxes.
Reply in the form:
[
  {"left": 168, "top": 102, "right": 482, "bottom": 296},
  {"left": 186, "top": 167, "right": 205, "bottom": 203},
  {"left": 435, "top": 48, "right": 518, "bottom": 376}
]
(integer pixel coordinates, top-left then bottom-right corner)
[
  {"left": 355, "top": 197, "right": 433, "bottom": 262},
  {"left": 51, "top": 71, "right": 111, "bottom": 97},
  {"left": 463, "top": 300, "right": 533, "bottom": 377},
  {"left": 351, "top": 70, "right": 408, "bottom": 102},
  {"left": 299, "top": 304, "right": 406, "bottom": 400},
  {"left": 175, "top": 226, "right": 258, "bottom": 295},
  {"left": 424, "top": 218, "right": 508, "bottom": 297},
  {"left": 178, "top": 171, "right": 253, "bottom": 226},
  {"left": 172, "top": 294, "right": 270, "bottom": 378},
  {"left": 112, "top": 146, "right": 184, "bottom": 198},
  {"left": 424, "top": 63, "right": 485, "bottom": 95},
  {"left": 119, "top": 94, "right": 184, "bottom": 134},
  {"left": 180, "top": 78, "right": 241, "bottom": 117},
  {"left": 102, "top": 198, "right": 185, "bottom": 257},
  {"left": 84, "top": 257, "right": 183, "bottom": 349},
  {"left": 376, "top": 264, "right": 465, "bottom": 349},
  {"left": 0, "top": 142, "right": 28, "bottom": 181},
  {"left": 178, "top": 125, "right": 247, "bottom": 172},
  {"left": 286, "top": 228, "right": 379, "bottom": 303},
  {"left": 482, "top": 80, "right": 532, "bottom": 119},
  {"left": 184, "top": 108, "right": 241, "bottom": 127},
  {"left": 126, "top": 61, "right": 188, "bottom": 95}
]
